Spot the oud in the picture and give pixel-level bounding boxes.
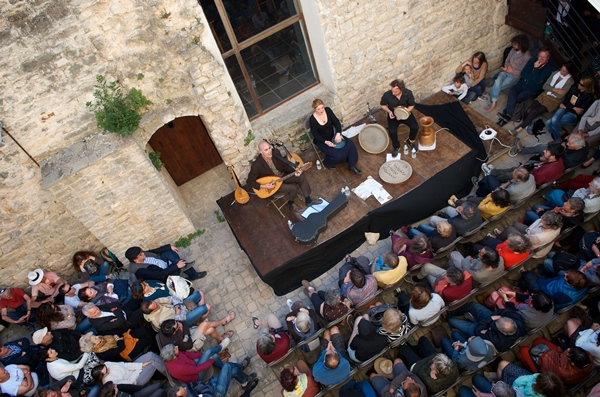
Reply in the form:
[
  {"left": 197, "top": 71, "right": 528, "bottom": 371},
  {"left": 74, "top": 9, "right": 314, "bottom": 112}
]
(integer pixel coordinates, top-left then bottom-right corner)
[
  {"left": 225, "top": 159, "right": 249, "bottom": 204},
  {"left": 252, "top": 162, "right": 312, "bottom": 199}
]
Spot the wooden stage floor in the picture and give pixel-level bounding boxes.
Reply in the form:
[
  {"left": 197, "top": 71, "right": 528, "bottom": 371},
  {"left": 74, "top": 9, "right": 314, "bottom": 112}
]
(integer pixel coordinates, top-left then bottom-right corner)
[{"left": 218, "top": 92, "right": 514, "bottom": 294}]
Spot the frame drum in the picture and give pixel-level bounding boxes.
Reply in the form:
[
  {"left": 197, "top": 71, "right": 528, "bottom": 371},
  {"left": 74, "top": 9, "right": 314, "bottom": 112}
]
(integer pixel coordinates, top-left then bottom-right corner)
[
  {"left": 393, "top": 106, "right": 410, "bottom": 120},
  {"left": 359, "top": 124, "right": 389, "bottom": 154}
]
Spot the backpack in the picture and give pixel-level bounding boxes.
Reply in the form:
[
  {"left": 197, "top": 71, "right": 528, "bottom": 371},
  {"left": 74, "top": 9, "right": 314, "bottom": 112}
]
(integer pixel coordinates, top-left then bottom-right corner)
[
  {"left": 526, "top": 117, "right": 547, "bottom": 140},
  {"left": 368, "top": 304, "right": 396, "bottom": 327},
  {"left": 550, "top": 251, "right": 579, "bottom": 273},
  {"left": 101, "top": 247, "right": 125, "bottom": 270}
]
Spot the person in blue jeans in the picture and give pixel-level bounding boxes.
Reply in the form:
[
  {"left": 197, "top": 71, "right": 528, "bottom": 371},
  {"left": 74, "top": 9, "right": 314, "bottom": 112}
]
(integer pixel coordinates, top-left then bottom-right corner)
[
  {"left": 369, "top": 358, "right": 427, "bottom": 397},
  {"left": 72, "top": 251, "right": 110, "bottom": 283},
  {"left": 484, "top": 34, "right": 531, "bottom": 112},
  {"left": 447, "top": 302, "right": 525, "bottom": 353},
  {"left": 546, "top": 76, "right": 595, "bottom": 140},
  {"left": 167, "top": 368, "right": 259, "bottom": 397},
  {"left": 141, "top": 291, "right": 210, "bottom": 328},
  {"left": 161, "top": 345, "right": 257, "bottom": 396},
  {"left": 458, "top": 374, "right": 517, "bottom": 397},
  {"left": 523, "top": 197, "right": 584, "bottom": 228},
  {"left": 456, "top": 52, "right": 488, "bottom": 104}
]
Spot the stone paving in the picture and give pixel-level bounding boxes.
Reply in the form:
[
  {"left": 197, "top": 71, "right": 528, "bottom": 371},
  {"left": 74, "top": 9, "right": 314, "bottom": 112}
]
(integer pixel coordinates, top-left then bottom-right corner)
[{"left": 175, "top": 218, "right": 393, "bottom": 397}]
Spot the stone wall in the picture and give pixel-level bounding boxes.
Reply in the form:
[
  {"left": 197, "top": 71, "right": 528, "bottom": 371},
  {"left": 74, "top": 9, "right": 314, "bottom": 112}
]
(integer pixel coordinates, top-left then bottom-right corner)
[
  {"left": 42, "top": 134, "right": 196, "bottom": 259},
  {"left": 0, "top": 0, "right": 519, "bottom": 282},
  {"left": 0, "top": 136, "right": 102, "bottom": 288}
]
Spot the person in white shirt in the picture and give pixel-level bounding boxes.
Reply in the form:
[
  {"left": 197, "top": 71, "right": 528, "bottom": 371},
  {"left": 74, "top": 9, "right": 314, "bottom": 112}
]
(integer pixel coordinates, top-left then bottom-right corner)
[
  {"left": 91, "top": 352, "right": 167, "bottom": 385},
  {"left": 442, "top": 74, "right": 468, "bottom": 101},
  {"left": 0, "top": 365, "right": 38, "bottom": 397}
]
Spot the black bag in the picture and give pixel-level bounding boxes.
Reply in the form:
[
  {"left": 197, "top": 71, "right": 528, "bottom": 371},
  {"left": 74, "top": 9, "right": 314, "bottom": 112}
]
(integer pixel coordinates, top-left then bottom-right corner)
[
  {"left": 530, "top": 117, "right": 546, "bottom": 135},
  {"left": 551, "top": 251, "right": 579, "bottom": 273},
  {"left": 368, "top": 304, "right": 396, "bottom": 327}
]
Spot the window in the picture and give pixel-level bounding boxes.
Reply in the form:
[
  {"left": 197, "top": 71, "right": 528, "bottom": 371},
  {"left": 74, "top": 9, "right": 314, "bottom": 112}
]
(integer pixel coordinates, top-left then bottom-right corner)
[{"left": 200, "top": 0, "right": 318, "bottom": 118}]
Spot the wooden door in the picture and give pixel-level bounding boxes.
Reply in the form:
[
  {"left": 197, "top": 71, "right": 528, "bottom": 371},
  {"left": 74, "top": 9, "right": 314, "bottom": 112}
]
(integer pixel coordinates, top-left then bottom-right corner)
[{"left": 149, "top": 116, "right": 222, "bottom": 186}]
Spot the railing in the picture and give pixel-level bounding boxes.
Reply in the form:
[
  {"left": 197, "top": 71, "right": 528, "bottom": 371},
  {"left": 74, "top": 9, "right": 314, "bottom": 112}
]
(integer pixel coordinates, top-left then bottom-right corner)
[{"left": 506, "top": 0, "right": 600, "bottom": 77}]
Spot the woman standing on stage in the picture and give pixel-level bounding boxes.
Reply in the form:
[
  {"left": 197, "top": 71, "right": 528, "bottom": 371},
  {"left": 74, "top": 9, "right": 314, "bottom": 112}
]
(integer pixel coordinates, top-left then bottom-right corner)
[{"left": 309, "top": 99, "right": 362, "bottom": 174}]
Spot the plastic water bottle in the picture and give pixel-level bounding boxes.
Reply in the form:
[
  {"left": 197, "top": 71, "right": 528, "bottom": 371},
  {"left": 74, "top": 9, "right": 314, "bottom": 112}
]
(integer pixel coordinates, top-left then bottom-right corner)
[
  {"left": 403, "top": 144, "right": 409, "bottom": 155},
  {"left": 544, "top": 22, "right": 552, "bottom": 39},
  {"left": 411, "top": 148, "right": 417, "bottom": 158},
  {"left": 316, "top": 160, "right": 322, "bottom": 170}
]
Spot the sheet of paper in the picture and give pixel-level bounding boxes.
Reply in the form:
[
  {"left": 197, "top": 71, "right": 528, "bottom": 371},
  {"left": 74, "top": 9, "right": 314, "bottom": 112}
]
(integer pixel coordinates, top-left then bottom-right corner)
[
  {"left": 373, "top": 186, "right": 392, "bottom": 204},
  {"left": 301, "top": 198, "right": 329, "bottom": 218},
  {"left": 352, "top": 176, "right": 383, "bottom": 200},
  {"left": 343, "top": 124, "right": 365, "bottom": 139}
]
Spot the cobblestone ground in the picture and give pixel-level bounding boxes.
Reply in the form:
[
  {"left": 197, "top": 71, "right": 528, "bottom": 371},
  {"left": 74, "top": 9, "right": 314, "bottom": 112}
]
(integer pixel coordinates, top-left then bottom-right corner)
[{"left": 178, "top": 221, "right": 392, "bottom": 396}]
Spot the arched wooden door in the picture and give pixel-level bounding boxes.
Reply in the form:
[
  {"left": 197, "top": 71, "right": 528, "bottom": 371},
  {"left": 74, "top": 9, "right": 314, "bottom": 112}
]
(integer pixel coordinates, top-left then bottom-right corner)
[{"left": 149, "top": 116, "right": 222, "bottom": 186}]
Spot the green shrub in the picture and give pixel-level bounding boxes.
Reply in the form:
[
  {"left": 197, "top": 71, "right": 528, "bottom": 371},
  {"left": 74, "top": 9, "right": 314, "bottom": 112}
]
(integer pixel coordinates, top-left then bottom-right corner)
[{"left": 86, "top": 75, "right": 153, "bottom": 136}]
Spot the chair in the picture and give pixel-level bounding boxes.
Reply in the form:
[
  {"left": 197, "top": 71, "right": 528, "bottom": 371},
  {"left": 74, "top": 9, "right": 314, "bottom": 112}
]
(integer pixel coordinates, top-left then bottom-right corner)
[
  {"left": 268, "top": 192, "right": 288, "bottom": 218},
  {"left": 434, "top": 238, "right": 461, "bottom": 260},
  {"left": 357, "top": 346, "right": 389, "bottom": 369},
  {"left": 509, "top": 196, "right": 532, "bottom": 210},
  {"left": 532, "top": 241, "right": 554, "bottom": 259},
  {"left": 448, "top": 288, "right": 480, "bottom": 310},
  {"left": 430, "top": 375, "right": 463, "bottom": 397},
  {"left": 527, "top": 313, "right": 558, "bottom": 335},
  {"left": 303, "top": 117, "right": 324, "bottom": 165},
  {"left": 459, "top": 221, "right": 488, "bottom": 243},
  {"left": 584, "top": 210, "right": 599, "bottom": 223},
  {"left": 314, "top": 367, "right": 359, "bottom": 397},
  {"left": 565, "top": 367, "right": 598, "bottom": 395}
]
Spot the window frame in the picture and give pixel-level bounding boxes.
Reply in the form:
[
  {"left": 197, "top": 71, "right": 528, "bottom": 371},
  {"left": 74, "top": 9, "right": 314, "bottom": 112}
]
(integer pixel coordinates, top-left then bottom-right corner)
[{"left": 209, "top": 0, "right": 319, "bottom": 119}]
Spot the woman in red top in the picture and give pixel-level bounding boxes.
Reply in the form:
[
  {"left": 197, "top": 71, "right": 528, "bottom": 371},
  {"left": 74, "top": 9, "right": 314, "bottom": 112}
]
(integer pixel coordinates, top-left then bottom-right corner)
[
  {"left": 474, "top": 233, "right": 531, "bottom": 269},
  {"left": 253, "top": 313, "right": 291, "bottom": 363},
  {"left": 518, "top": 337, "right": 594, "bottom": 385}
]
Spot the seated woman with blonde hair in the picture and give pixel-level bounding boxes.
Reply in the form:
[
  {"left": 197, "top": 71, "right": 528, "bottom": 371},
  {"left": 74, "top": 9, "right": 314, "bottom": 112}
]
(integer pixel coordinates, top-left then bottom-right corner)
[
  {"left": 79, "top": 328, "right": 156, "bottom": 362},
  {"left": 309, "top": 98, "right": 361, "bottom": 174},
  {"left": 404, "top": 220, "right": 457, "bottom": 251},
  {"left": 377, "top": 307, "right": 412, "bottom": 343}
]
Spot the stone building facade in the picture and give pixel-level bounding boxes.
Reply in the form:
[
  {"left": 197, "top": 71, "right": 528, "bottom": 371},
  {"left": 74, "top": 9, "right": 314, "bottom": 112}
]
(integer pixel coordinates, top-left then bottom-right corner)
[{"left": 0, "top": 0, "right": 516, "bottom": 286}]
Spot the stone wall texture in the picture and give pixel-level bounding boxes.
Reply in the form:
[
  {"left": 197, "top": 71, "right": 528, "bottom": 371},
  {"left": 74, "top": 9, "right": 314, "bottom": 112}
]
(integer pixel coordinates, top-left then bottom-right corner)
[
  {"left": 0, "top": 137, "right": 103, "bottom": 287},
  {"left": 0, "top": 0, "right": 518, "bottom": 285}
]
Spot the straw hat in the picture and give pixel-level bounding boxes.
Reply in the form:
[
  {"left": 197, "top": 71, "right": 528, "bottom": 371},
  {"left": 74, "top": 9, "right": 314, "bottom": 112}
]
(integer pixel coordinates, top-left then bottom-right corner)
[{"left": 374, "top": 357, "right": 393, "bottom": 379}]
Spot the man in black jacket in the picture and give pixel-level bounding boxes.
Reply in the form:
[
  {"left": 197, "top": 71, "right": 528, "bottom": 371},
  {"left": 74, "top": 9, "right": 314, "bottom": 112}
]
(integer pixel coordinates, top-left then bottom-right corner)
[
  {"left": 32, "top": 327, "right": 82, "bottom": 361},
  {"left": 125, "top": 244, "right": 206, "bottom": 281},
  {"left": 447, "top": 302, "right": 526, "bottom": 353}
]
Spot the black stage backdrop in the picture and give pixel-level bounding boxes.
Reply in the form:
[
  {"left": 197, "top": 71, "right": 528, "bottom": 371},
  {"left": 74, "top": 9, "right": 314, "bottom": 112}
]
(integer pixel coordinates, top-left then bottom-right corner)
[{"left": 221, "top": 102, "right": 486, "bottom": 295}]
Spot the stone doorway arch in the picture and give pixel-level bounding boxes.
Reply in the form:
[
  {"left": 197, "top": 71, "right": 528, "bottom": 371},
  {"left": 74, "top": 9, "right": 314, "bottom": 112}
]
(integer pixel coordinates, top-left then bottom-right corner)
[{"left": 148, "top": 115, "right": 222, "bottom": 186}]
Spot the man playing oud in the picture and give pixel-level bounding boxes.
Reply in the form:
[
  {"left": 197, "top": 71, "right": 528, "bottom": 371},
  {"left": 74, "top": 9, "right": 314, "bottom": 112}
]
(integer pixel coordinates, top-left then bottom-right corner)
[{"left": 247, "top": 141, "right": 319, "bottom": 213}]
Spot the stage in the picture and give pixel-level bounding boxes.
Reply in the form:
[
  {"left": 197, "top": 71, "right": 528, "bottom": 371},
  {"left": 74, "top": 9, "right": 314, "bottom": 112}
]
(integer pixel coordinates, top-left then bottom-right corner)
[{"left": 217, "top": 92, "right": 514, "bottom": 295}]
